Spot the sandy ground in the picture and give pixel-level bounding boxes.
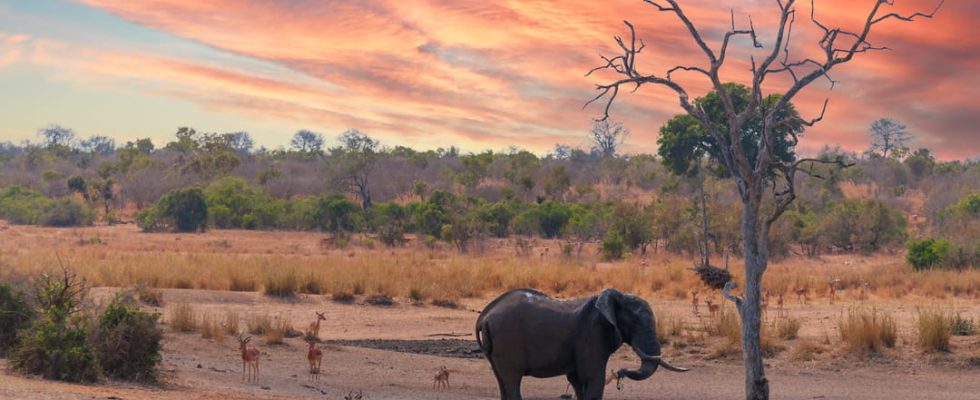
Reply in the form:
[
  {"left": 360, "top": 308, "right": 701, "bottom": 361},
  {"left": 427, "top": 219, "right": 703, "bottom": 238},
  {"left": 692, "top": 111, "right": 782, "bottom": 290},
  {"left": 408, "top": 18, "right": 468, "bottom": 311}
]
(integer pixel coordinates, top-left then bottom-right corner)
[{"left": 2, "top": 287, "right": 979, "bottom": 400}]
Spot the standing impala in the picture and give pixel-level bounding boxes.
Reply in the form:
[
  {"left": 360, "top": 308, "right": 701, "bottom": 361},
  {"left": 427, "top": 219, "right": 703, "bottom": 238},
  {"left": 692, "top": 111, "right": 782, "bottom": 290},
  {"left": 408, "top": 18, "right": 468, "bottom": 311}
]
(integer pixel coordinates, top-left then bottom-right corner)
[
  {"left": 307, "top": 311, "right": 326, "bottom": 340},
  {"left": 238, "top": 334, "right": 260, "bottom": 383},
  {"left": 307, "top": 337, "right": 323, "bottom": 382}
]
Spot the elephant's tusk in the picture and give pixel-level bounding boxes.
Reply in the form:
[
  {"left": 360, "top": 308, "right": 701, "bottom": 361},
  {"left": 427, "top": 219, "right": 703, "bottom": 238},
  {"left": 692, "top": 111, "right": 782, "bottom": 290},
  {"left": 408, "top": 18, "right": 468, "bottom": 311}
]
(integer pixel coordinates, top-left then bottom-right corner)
[{"left": 636, "top": 353, "right": 690, "bottom": 372}]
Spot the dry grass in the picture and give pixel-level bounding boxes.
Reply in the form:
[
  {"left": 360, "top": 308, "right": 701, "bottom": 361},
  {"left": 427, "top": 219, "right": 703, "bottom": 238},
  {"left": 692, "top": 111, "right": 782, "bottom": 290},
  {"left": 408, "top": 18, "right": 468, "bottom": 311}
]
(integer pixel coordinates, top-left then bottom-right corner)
[
  {"left": 134, "top": 284, "right": 163, "bottom": 307},
  {"left": 170, "top": 303, "right": 197, "bottom": 333},
  {"left": 264, "top": 268, "right": 298, "bottom": 298},
  {"left": 838, "top": 307, "right": 897, "bottom": 357},
  {"left": 656, "top": 312, "right": 685, "bottom": 344},
  {"left": 223, "top": 310, "right": 240, "bottom": 336},
  {"left": 790, "top": 339, "right": 827, "bottom": 362},
  {"left": 264, "top": 315, "right": 292, "bottom": 345},
  {"left": 775, "top": 317, "right": 802, "bottom": 340},
  {"left": 916, "top": 308, "right": 954, "bottom": 352},
  {"left": 2, "top": 225, "right": 978, "bottom": 306},
  {"left": 200, "top": 313, "right": 223, "bottom": 340},
  {"left": 246, "top": 313, "right": 273, "bottom": 336}
]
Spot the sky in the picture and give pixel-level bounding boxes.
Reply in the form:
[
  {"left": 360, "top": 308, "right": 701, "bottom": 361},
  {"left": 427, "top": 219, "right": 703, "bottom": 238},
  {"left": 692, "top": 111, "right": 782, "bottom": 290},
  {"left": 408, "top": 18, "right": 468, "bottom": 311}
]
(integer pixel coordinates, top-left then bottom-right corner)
[{"left": 0, "top": 0, "right": 975, "bottom": 159}]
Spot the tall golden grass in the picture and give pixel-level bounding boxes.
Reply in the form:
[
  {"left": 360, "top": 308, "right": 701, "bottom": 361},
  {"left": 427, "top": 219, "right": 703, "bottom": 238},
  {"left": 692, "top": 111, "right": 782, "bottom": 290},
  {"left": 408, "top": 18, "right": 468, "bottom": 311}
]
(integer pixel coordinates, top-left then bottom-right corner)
[
  {"left": 838, "top": 307, "right": 898, "bottom": 357},
  {"left": 1, "top": 225, "right": 978, "bottom": 302}
]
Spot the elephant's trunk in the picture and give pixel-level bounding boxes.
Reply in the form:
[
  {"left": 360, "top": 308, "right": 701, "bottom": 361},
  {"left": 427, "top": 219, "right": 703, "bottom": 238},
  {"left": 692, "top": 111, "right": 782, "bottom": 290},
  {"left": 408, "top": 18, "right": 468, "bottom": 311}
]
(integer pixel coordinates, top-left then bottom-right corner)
[
  {"left": 616, "top": 331, "right": 689, "bottom": 381},
  {"left": 616, "top": 332, "right": 661, "bottom": 381}
]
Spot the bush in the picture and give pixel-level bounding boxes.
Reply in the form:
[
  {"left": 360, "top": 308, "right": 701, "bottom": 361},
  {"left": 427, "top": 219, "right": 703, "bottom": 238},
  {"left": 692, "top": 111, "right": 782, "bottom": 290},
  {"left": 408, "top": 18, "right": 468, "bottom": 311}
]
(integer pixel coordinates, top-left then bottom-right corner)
[
  {"left": 952, "top": 314, "right": 976, "bottom": 336},
  {"left": 907, "top": 238, "right": 950, "bottom": 271},
  {"left": 0, "top": 185, "right": 52, "bottom": 224},
  {"left": 139, "top": 187, "right": 208, "bottom": 232},
  {"left": 89, "top": 298, "right": 162, "bottom": 381},
  {"left": 13, "top": 318, "right": 101, "bottom": 382},
  {"left": 12, "top": 268, "right": 101, "bottom": 382},
  {"left": 38, "top": 198, "right": 94, "bottom": 227},
  {"left": 0, "top": 284, "right": 34, "bottom": 356},
  {"left": 312, "top": 194, "right": 361, "bottom": 234},
  {"left": 601, "top": 230, "right": 626, "bottom": 261}
]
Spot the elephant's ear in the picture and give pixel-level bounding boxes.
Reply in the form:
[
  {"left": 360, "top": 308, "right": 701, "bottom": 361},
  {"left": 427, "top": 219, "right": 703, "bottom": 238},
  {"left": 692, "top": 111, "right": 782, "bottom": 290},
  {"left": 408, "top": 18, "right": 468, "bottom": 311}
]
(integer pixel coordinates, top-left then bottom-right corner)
[{"left": 596, "top": 288, "right": 623, "bottom": 343}]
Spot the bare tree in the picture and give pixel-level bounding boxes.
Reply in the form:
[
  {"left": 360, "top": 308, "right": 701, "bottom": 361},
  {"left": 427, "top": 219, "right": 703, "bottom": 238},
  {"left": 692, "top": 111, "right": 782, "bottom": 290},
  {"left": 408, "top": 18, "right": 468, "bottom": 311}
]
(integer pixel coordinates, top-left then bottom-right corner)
[
  {"left": 868, "top": 118, "right": 912, "bottom": 158},
  {"left": 38, "top": 125, "right": 76, "bottom": 149},
  {"left": 587, "top": 1, "right": 941, "bottom": 399},
  {"left": 332, "top": 129, "right": 380, "bottom": 209},
  {"left": 290, "top": 129, "right": 325, "bottom": 156},
  {"left": 589, "top": 120, "right": 629, "bottom": 158}
]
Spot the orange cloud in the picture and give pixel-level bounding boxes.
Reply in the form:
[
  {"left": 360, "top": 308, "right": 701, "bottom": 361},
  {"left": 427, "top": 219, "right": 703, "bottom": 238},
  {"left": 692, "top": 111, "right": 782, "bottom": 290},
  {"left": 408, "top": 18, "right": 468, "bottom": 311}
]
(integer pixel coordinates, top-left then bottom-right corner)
[{"left": 57, "top": 0, "right": 976, "bottom": 159}]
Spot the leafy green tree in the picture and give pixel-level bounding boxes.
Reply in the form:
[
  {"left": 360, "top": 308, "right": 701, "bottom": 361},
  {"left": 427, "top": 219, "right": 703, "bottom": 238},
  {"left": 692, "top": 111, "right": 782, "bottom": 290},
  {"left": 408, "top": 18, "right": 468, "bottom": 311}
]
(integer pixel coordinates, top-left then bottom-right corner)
[
  {"left": 312, "top": 195, "right": 361, "bottom": 235},
  {"left": 503, "top": 150, "right": 540, "bottom": 198},
  {"left": 543, "top": 165, "right": 571, "bottom": 200},
  {"left": 67, "top": 176, "right": 88, "bottom": 200},
  {"left": 565, "top": 205, "right": 602, "bottom": 256},
  {"left": 138, "top": 187, "right": 208, "bottom": 232},
  {"left": 657, "top": 83, "right": 802, "bottom": 177},
  {"left": 456, "top": 151, "right": 494, "bottom": 189},
  {"left": 610, "top": 202, "right": 655, "bottom": 253}
]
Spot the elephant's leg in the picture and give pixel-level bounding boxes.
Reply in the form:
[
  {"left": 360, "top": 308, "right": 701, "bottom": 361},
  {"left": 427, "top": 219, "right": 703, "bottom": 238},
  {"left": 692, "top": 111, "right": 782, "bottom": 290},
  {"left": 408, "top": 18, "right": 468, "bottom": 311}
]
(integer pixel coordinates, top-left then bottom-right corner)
[
  {"left": 488, "top": 359, "right": 523, "bottom": 400},
  {"left": 566, "top": 373, "right": 584, "bottom": 400},
  {"left": 577, "top": 363, "right": 608, "bottom": 400},
  {"left": 495, "top": 369, "right": 523, "bottom": 400}
]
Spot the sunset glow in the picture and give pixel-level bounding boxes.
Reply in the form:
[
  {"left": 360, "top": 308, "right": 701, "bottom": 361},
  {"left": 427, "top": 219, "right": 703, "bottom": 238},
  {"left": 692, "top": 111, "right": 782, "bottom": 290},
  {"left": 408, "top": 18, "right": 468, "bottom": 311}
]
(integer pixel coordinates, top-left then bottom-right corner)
[{"left": 0, "top": 0, "right": 974, "bottom": 158}]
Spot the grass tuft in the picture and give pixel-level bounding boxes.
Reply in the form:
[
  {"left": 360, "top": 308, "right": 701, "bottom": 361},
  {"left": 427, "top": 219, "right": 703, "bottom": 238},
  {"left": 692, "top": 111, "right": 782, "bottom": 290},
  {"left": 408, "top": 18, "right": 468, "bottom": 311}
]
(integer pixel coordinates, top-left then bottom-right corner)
[
  {"left": 264, "top": 269, "right": 298, "bottom": 298},
  {"left": 170, "top": 303, "right": 197, "bottom": 333},
  {"left": 916, "top": 308, "right": 953, "bottom": 352},
  {"left": 837, "top": 307, "right": 897, "bottom": 357}
]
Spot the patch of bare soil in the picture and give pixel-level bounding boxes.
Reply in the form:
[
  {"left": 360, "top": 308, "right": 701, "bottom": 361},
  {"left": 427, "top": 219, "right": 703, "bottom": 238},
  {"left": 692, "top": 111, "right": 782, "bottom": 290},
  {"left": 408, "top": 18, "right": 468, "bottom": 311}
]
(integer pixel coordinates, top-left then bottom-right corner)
[{"left": 326, "top": 339, "right": 483, "bottom": 359}]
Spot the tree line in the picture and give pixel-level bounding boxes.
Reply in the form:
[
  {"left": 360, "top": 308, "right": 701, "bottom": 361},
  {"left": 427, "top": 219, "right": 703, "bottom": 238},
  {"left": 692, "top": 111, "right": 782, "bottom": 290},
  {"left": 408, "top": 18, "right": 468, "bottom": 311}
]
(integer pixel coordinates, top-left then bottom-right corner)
[{"left": 0, "top": 118, "right": 976, "bottom": 267}]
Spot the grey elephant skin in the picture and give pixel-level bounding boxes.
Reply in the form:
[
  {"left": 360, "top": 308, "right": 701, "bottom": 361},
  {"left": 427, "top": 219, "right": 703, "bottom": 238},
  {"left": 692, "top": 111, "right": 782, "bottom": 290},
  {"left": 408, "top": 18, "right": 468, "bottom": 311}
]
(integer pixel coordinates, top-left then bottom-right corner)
[{"left": 475, "top": 288, "right": 688, "bottom": 400}]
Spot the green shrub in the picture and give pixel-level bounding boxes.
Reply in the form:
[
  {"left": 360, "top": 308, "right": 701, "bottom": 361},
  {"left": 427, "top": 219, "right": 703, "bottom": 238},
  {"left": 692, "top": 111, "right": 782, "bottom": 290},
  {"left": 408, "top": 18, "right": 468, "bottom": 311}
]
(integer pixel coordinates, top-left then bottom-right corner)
[
  {"left": 601, "top": 230, "right": 626, "bottom": 261},
  {"left": 13, "top": 318, "right": 101, "bottom": 382},
  {"left": 12, "top": 268, "right": 101, "bottom": 383},
  {"left": 0, "top": 284, "right": 34, "bottom": 356},
  {"left": 139, "top": 187, "right": 208, "bottom": 232},
  {"left": 0, "top": 185, "right": 52, "bottom": 224},
  {"left": 89, "top": 297, "right": 162, "bottom": 381},
  {"left": 208, "top": 204, "right": 234, "bottom": 229},
  {"left": 907, "top": 238, "right": 950, "bottom": 270},
  {"left": 312, "top": 194, "right": 361, "bottom": 234},
  {"left": 38, "top": 199, "right": 94, "bottom": 227}
]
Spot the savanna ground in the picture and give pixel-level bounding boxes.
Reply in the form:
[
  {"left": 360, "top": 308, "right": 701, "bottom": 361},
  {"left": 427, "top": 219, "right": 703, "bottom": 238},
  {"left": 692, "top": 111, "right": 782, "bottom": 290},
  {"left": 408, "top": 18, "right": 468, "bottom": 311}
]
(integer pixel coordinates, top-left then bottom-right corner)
[{"left": 1, "top": 223, "right": 979, "bottom": 399}]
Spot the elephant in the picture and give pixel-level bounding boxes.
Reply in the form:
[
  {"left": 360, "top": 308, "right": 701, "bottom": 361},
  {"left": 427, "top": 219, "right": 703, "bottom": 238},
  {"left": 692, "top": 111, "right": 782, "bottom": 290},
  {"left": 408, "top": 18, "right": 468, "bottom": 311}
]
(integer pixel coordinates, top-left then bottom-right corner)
[{"left": 475, "top": 288, "right": 688, "bottom": 400}]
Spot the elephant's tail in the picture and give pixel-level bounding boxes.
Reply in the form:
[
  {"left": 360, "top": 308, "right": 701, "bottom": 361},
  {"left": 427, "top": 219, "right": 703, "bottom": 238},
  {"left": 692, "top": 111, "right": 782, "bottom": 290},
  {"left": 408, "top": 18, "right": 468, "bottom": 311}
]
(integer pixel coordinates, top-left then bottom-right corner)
[{"left": 475, "top": 318, "right": 491, "bottom": 356}]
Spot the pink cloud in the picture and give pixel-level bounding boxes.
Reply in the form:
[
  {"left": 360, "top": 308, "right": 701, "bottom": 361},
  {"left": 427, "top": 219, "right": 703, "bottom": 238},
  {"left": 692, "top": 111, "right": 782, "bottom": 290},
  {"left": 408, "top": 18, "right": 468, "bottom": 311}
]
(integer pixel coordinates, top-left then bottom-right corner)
[{"left": 58, "top": 0, "right": 976, "bottom": 159}]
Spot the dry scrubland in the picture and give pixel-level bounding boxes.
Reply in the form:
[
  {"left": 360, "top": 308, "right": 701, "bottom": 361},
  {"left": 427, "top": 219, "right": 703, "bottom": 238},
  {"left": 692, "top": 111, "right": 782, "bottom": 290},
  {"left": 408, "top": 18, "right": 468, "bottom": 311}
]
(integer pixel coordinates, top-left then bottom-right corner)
[
  {"left": 3, "top": 224, "right": 980, "bottom": 302},
  {"left": 2, "top": 224, "right": 980, "bottom": 399}
]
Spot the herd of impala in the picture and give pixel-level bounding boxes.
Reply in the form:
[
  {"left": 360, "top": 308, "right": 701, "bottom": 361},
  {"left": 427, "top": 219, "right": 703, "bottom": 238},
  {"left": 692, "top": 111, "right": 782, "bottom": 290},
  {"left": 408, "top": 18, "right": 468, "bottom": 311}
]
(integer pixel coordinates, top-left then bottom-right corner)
[
  {"left": 690, "top": 277, "right": 871, "bottom": 319},
  {"left": 234, "top": 309, "right": 451, "bottom": 397}
]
